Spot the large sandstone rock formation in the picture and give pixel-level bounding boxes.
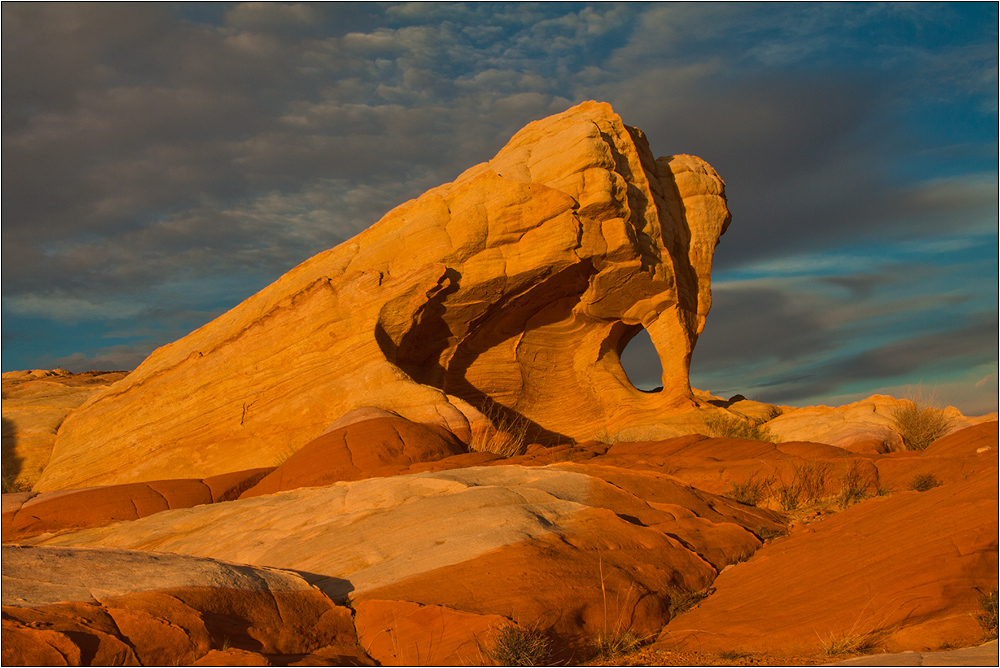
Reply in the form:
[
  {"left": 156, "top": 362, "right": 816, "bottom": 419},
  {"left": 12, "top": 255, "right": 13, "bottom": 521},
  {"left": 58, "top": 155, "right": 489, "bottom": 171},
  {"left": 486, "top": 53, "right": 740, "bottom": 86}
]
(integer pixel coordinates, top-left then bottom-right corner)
[{"left": 36, "top": 101, "right": 731, "bottom": 490}]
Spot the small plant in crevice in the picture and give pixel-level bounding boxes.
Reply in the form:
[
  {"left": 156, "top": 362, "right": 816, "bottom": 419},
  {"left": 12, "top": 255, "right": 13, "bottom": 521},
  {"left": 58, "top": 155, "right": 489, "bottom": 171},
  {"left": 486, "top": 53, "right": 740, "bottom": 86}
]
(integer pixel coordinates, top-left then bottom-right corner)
[
  {"left": 704, "top": 413, "right": 777, "bottom": 443},
  {"left": 890, "top": 390, "right": 952, "bottom": 451},
  {"left": 668, "top": 587, "right": 714, "bottom": 618},
  {"left": 483, "top": 623, "right": 551, "bottom": 666},
  {"left": 468, "top": 403, "right": 531, "bottom": 458},
  {"left": 724, "top": 473, "right": 774, "bottom": 507},
  {"left": 910, "top": 473, "right": 940, "bottom": 492},
  {"left": 754, "top": 525, "right": 784, "bottom": 542},
  {"left": 977, "top": 588, "right": 998, "bottom": 639},
  {"left": 837, "top": 461, "right": 875, "bottom": 509}
]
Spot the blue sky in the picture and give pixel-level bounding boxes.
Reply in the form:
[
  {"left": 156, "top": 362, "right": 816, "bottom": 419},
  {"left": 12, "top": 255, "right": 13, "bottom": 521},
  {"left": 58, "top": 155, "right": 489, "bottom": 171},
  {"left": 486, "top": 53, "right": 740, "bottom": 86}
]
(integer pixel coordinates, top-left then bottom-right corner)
[{"left": 3, "top": 2, "right": 997, "bottom": 414}]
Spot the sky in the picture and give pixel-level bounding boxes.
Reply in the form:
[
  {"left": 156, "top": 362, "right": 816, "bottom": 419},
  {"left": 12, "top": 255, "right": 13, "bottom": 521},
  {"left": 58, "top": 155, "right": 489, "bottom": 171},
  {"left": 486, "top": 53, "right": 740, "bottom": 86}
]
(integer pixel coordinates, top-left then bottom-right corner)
[{"left": 3, "top": 2, "right": 997, "bottom": 415}]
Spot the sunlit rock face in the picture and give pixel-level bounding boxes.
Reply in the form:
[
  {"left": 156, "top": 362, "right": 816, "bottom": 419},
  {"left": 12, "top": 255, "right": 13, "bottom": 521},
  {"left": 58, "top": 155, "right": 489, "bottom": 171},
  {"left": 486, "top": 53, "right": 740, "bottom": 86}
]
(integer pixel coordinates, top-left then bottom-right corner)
[{"left": 37, "top": 101, "right": 731, "bottom": 490}]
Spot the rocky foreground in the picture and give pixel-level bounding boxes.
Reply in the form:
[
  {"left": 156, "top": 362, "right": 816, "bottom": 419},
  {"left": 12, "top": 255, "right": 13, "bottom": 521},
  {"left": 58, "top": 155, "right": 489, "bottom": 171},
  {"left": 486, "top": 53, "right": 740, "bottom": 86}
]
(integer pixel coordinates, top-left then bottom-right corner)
[{"left": 2, "top": 102, "right": 997, "bottom": 665}]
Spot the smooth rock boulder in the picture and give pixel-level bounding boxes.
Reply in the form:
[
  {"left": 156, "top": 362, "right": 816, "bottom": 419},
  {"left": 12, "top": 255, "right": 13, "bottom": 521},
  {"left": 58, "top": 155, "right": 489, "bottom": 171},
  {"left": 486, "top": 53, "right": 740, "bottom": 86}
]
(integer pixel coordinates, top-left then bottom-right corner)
[
  {"left": 239, "top": 416, "right": 468, "bottom": 499},
  {"left": 38, "top": 100, "right": 731, "bottom": 490}
]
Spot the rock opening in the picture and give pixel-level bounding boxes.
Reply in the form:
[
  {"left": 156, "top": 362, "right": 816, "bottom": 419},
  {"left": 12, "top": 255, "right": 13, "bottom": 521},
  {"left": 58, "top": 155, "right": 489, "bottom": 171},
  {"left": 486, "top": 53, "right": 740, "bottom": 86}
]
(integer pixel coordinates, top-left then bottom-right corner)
[{"left": 620, "top": 327, "right": 663, "bottom": 392}]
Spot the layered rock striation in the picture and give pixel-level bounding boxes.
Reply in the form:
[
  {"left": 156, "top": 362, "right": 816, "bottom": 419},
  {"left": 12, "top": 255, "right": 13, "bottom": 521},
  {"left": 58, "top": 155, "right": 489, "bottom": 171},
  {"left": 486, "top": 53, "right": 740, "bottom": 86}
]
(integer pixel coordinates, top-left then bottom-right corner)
[{"left": 38, "top": 101, "right": 731, "bottom": 490}]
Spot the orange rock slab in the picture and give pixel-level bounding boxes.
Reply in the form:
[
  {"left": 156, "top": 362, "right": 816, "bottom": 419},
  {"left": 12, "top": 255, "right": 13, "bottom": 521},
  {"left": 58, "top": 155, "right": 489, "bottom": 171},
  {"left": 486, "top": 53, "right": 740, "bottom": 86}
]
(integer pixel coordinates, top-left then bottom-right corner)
[{"left": 655, "top": 433, "right": 998, "bottom": 655}]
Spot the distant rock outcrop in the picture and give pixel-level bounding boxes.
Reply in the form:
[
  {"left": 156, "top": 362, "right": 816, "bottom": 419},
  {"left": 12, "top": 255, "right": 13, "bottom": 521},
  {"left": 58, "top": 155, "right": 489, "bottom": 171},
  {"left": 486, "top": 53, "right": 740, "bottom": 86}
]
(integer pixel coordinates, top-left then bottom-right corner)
[
  {"left": 37, "top": 101, "right": 731, "bottom": 490},
  {"left": 1, "top": 370, "right": 127, "bottom": 491}
]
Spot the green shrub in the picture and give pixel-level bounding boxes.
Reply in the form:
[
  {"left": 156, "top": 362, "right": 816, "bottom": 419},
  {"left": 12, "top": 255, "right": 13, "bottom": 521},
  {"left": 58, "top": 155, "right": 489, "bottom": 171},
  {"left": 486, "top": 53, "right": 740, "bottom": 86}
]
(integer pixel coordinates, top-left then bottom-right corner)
[
  {"left": 978, "top": 588, "right": 998, "bottom": 639},
  {"left": 704, "top": 413, "right": 776, "bottom": 443},
  {"left": 891, "top": 395, "right": 951, "bottom": 451},
  {"left": 910, "top": 473, "right": 940, "bottom": 492},
  {"left": 592, "top": 627, "right": 642, "bottom": 659},
  {"left": 724, "top": 474, "right": 774, "bottom": 506},
  {"left": 483, "top": 623, "right": 551, "bottom": 666}
]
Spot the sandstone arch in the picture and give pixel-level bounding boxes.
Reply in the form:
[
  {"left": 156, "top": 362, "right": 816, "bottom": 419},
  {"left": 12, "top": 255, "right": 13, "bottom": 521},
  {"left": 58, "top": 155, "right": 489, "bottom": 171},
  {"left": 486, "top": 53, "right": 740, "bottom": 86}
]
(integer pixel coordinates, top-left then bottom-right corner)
[{"left": 37, "top": 101, "right": 731, "bottom": 490}]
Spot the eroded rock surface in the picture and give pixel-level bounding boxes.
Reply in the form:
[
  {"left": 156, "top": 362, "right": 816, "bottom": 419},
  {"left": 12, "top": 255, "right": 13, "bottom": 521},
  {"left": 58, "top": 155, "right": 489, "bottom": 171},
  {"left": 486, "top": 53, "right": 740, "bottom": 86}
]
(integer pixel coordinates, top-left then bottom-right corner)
[{"left": 38, "top": 101, "right": 731, "bottom": 490}]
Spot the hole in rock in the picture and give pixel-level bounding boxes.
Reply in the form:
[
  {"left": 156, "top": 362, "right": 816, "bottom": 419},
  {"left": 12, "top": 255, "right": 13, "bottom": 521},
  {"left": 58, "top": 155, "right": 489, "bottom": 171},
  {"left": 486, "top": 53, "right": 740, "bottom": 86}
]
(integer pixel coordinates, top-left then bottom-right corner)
[{"left": 620, "top": 327, "right": 663, "bottom": 392}]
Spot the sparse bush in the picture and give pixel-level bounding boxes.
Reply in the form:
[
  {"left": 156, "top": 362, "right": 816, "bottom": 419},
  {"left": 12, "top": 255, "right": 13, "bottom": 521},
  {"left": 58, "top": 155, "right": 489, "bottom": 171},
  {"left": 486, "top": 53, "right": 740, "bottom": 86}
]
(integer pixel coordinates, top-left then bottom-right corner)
[
  {"left": 838, "top": 461, "right": 874, "bottom": 509},
  {"left": 978, "top": 588, "right": 998, "bottom": 639},
  {"left": 704, "top": 413, "right": 776, "bottom": 443},
  {"left": 595, "top": 429, "right": 617, "bottom": 445},
  {"left": 724, "top": 473, "right": 774, "bottom": 506},
  {"left": 910, "top": 473, "right": 940, "bottom": 492},
  {"left": 774, "top": 482, "right": 800, "bottom": 511},
  {"left": 469, "top": 403, "right": 531, "bottom": 458},
  {"left": 592, "top": 627, "right": 642, "bottom": 659},
  {"left": 891, "top": 393, "right": 951, "bottom": 451},
  {"left": 483, "top": 623, "right": 551, "bottom": 666},
  {"left": 793, "top": 461, "right": 829, "bottom": 503},
  {"left": 668, "top": 587, "right": 713, "bottom": 618}
]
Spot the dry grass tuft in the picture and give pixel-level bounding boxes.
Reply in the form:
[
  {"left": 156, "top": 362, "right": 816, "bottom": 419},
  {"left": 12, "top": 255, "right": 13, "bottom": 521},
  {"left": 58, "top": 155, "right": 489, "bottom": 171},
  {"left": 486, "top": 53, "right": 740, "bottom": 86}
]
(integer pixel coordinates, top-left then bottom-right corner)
[
  {"left": 483, "top": 623, "right": 551, "bottom": 666},
  {"left": 819, "top": 629, "right": 885, "bottom": 657},
  {"left": 793, "top": 461, "right": 829, "bottom": 503},
  {"left": 468, "top": 403, "right": 531, "bottom": 458},
  {"left": 837, "top": 461, "right": 875, "bottom": 509},
  {"left": 890, "top": 390, "right": 951, "bottom": 451},
  {"left": 704, "top": 413, "right": 777, "bottom": 443},
  {"left": 724, "top": 473, "right": 774, "bottom": 506},
  {"left": 592, "top": 627, "right": 643, "bottom": 659}
]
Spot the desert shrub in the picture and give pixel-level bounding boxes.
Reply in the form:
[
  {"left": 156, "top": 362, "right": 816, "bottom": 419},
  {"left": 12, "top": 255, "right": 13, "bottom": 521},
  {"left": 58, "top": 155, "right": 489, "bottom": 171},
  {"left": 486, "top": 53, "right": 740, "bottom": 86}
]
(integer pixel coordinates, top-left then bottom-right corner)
[
  {"left": 668, "top": 587, "right": 713, "bottom": 618},
  {"left": 793, "top": 461, "right": 829, "bottom": 503},
  {"left": 910, "top": 473, "right": 940, "bottom": 492},
  {"left": 774, "top": 482, "right": 800, "bottom": 511},
  {"left": 891, "top": 394, "right": 951, "bottom": 451},
  {"left": 838, "top": 461, "right": 874, "bottom": 509},
  {"left": 595, "top": 428, "right": 617, "bottom": 445},
  {"left": 978, "top": 588, "right": 999, "bottom": 639},
  {"left": 704, "top": 413, "right": 776, "bottom": 443},
  {"left": 469, "top": 404, "right": 530, "bottom": 458},
  {"left": 592, "top": 627, "right": 642, "bottom": 659},
  {"left": 483, "top": 623, "right": 551, "bottom": 666},
  {"left": 724, "top": 473, "right": 774, "bottom": 506}
]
